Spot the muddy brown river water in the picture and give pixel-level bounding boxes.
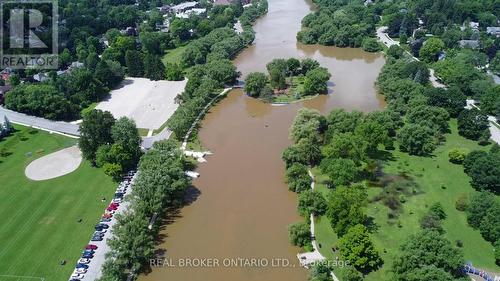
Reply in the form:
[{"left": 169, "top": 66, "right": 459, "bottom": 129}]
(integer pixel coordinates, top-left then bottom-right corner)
[{"left": 141, "top": 0, "right": 385, "bottom": 280}]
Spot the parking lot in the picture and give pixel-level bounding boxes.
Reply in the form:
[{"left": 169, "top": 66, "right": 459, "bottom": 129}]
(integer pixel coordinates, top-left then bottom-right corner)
[
  {"left": 69, "top": 171, "right": 137, "bottom": 281},
  {"left": 96, "top": 78, "right": 186, "bottom": 130}
]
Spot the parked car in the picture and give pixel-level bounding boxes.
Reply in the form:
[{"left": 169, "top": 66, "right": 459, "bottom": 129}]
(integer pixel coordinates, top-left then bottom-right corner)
[
  {"left": 70, "top": 273, "right": 84, "bottom": 280},
  {"left": 78, "top": 258, "right": 91, "bottom": 264},
  {"left": 75, "top": 263, "right": 89, "bottom": 269},
  {"left": 93, "top": 231, "right": 105, "bottom": 236},
  {"left": 97, "top": 223, "right": 110, "bottom": 229},
  {"left": 86, "top": 244, "right": 98, "bottom": 250},
  {"left": 100, "top": 218, "right": 112, "bottom": 223},
  {"left": 91, "top": 236, "right": 103, "bottom": 241},
  {"left": 107, "top": 207, "right": 117, "bottom": 212},
  {"left": 94, "top": 229, "right": 107, "bottom": 235},
  {"left": 74, "top": 268, "right": 87, "bottom": 274},
  {"left": 102, "top": 213, "right": 112, "bottom": 219},
  {"left": 81, "top": 253, "right": 93, "bottom": 259},
  {"left": 109, "top": 202, "right": 119, "bottom": 207},
  {"left": 82, "top": 249, "right": 94, "bottom": 254},
  {"left": 112, "top": 198, "right": 122, "bottom": 204}
]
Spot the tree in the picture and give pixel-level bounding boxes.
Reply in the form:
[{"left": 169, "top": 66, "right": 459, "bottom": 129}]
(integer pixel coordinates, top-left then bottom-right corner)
[
  {"left": 362, "top": 38, "right": 382, "bottom": 52},
  {"left": 285, "top": 163, "right": 311, "bottom": 193},
  {"left": 244, "top": 72, "right": 268, "bottom": 97},
  {"left": 338, "top": 224, "right": 382, "bottom": 272},
  {"left": 269, "top": 67, "right": 286, "bottom": 90},
  {"left": 298, "top": 190, "right": 327, "bottom": 217},
  {"left": 308, "top": 263, "right": 332, "bottom": 281},
  {"left": 300, "top": 58, "right": 320, "bottom": 74},
  {"left": 481, "top": 86, "right": 500, "bottom": 118},
  {"left": 457, "top": 109, "right": 490, "bottom": 140},
  {"left": 323, "top": 132, "right": 366, "bottom": 164},
  {"left": 320, "top": 158, "right": 358, "bottom": 187},
  {"left": 288, "top": 221, "right": 311, "bottom": 248},
  {"left": 406, "top": 105, "right": 450, "bottom": 133},
  {"left": 397, "top": 124, "right": 436, "bottom": 156},
  {"left": 419, "top": 37, "right": 444, "bottom": 62},
  {"left": 144, "top": 54, "right": 165, "bottom": 80},
  {"left": 125, "top": 50, "right": 144, "bottom": 77},
  {"left": 79, "top": 110, "right": 115, "bottom": 164},
  {"left": 479, "top": 202, "right": 500, "bottom": 242},
  {"left": 466, "top": 191, "right": 497, "bottom": 229},
  {"left": 392, "top": 230, "right": 464, "bottom": 281},
  {"left": 290, "top": 108, "right": 325, "bottom": 144},
  {"left": 327, "top": 184, "right": 367, "bottom": 236},
  {"left": 303, "top": 67, "right": 331, "bottom": 95},
  {"left": 466, "top": 153, "right": 500, "bottom": 193},
  {"left": 340, "top": 266, "right": 363, "bottom": 281},
  {"left": 448, "top": 148, "right": 468, "bottom": 164},
  {"left": 111, "top": 117, "right": 142, "bottom": 167},
  {"left": 424, "top": 87, "right": 466, "bottom": 117},
  {"left": 387, "top": 45, "right": 405, "bottom": 59},
  {"left": 103, "top": 162, "right": 123, "bottom": 181},
  {"left": 165, "top": 63, "right": 184, "bottom": 81},
  {"left": 287, "top": 58, "right": 301, "bottom": 75}
]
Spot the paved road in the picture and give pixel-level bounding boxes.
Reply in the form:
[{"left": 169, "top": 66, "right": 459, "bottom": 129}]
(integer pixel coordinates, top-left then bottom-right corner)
[
  {"left": 1, "top": 106, "right": 171, "bottom": 148},
  {"left": 376, "top": 26, "right": 446, "bottom": 88},
  {"left": 0, "top": 106, "right": 80, "bottom": 136}
]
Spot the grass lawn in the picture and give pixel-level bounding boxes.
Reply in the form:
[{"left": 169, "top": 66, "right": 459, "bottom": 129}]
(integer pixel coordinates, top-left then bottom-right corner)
[
  {"left": 0, "top": 125, "right": 116, "bottom": 281},
  {"left": 312, "top": 119, "right": 499, "bottom": 279},
  {"left": 162, "top": 45, "right": 187, "bottom": 66}
]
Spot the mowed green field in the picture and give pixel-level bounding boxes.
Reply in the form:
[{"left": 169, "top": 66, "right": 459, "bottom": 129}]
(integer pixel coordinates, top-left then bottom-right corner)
[
  {"left": 161, "top": 45, "right": 187, "bottom": 66},
  {"left": 312, "top": 120, "right": 500, "bottom": 279},
  {"left": 0, "top": 125, "right": 116, "bottom": 281}
]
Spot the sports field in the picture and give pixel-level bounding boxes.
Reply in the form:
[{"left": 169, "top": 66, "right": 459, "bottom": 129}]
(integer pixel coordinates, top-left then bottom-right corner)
[{"left": 0, "top": 125, "right": 116, "bottom": 281}]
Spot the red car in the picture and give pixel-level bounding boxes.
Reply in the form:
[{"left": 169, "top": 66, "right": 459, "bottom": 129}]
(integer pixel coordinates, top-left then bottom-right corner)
[
  {"left": 85, "top": 244, "right": 98, "bottom": 250},
  {"left": 106, "top": 206, "right": 117, "bottom": 212},
  {"left": 109, "top": 202, "right": 119, "bottom": 207}
]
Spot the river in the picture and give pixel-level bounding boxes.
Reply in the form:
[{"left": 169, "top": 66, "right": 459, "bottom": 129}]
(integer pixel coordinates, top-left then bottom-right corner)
[{"left": 140, "top": 0, "right": 385, "bottom": 280}]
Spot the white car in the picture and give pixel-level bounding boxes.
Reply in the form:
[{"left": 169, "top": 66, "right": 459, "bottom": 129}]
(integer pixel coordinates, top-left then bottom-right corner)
[
  {"left": 78, "top": 258, "right": 90, "bottom": 264},
  {"left": 112, "top": 198, "right": 122, "bottom": 203},
  {"left": 70, "top": 273, "right": 84, "bottom": 279},
  {"left": 74, "top": 268, "right": 87, "bottom": 274}
]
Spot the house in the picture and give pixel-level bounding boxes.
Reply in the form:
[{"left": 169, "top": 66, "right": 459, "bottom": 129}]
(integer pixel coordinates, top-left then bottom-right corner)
[
  {"left": 213, "top": 0, "right": 231, "bottom": 5},
  {"left": 176, "top": 8, "right": 206, "bottom": 18},
  {"left": 171, "top": 1, "right": 198, "bottom": 14},
  {"left": 461, "top": 21, "right": 479, "bottom": 31},
  {"left": 487, "top": 27, "right": 500, "bottom": 37},
  {"left": 0, "top": 85, "right": 12, "bottom": 105},
  {"left": 33, "top": 72, "right": 49, "bottom": 82},
  {"left": 158, "top": 5, "right": 171, "bottom": 14},
  {"left": 120, "top": 27, "right": 138, "bottom": 36},
  {"left": 458, "top": 40, "right": 480, "bottom": 49}
]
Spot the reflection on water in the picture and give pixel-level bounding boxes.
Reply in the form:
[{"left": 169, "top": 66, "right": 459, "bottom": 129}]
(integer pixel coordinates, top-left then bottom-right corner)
[{"left": 141, "top": 0, "right": 386, "bottom": 280}]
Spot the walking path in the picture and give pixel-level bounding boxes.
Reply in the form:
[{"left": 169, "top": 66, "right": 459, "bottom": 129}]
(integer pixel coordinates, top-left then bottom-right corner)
[{"left": 296, "top": 170, "right": 339, "bottom": 281}]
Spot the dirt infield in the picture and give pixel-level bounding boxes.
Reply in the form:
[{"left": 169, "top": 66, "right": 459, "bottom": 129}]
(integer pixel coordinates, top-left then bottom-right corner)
[
  {"left": 25, "top": 146, "right": 82, "bottom": 181},
  {"left": 96, "top": 77, "right": 186, "bottom": 130}
]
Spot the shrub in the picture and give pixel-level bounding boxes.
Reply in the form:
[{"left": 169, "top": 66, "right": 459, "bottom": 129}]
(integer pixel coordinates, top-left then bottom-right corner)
[
  {"left": 455, "top": 195, "right": 468, "bottom": 211},
  {"left": 448, "top": 148, "right": 469, "bottom": 164}
]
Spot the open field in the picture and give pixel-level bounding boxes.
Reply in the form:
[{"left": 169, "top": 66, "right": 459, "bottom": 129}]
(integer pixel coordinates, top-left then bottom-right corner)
[
  {"left": 96, "top": 77, "right": 186, "bottom": 131},
  {"left": 0, "top": 125, "right": 116, "bottom": 281},
  {"left": 161, "top": 45, "right": 187, "bottom": 66},
  {"left": 312, "top": 120, "right": 499, "bottom": 279}
]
